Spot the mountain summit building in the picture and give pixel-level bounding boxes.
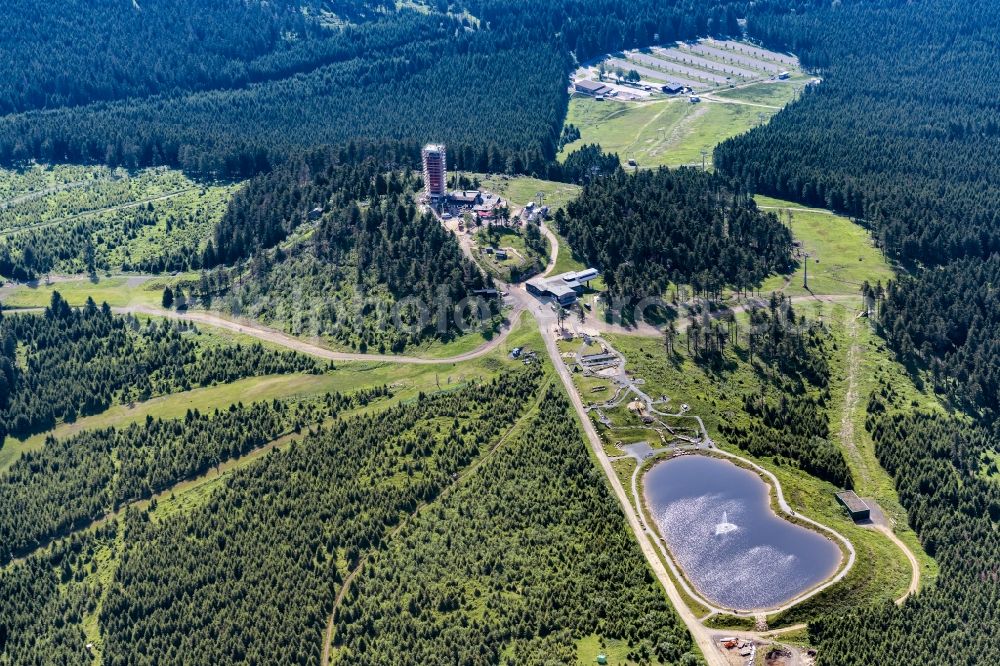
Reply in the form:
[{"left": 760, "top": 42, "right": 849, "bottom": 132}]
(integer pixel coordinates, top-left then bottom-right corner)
[{"left": 422, "top": 143, "right": 447, "bottom": 201}]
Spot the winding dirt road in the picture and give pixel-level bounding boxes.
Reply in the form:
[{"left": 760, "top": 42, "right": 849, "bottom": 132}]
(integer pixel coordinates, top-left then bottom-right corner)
[
  {"left": 878, "top": 524, "right": 921, "bottom": 603},
  {"left": 539, "top": 222, "right": 560, "bottom": 276},
  {"left": 838, "top": 311, "right": 922, "bottom": 604},
  {"left": 2, "top": 212, "right": 883, "bottom": 664},
  {"left": 114, "top": 304, "right": 524, "bottom": 365}
]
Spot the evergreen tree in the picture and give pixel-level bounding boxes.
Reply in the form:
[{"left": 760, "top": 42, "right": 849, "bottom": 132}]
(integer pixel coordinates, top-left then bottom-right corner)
[{"left": 161, "top": 286, "right": 174, "bottom": 309}]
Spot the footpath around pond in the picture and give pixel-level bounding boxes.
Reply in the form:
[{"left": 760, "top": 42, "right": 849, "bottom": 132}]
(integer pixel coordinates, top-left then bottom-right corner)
[{"left": 0, "top": 209, "right": 923, "bottom": 666}]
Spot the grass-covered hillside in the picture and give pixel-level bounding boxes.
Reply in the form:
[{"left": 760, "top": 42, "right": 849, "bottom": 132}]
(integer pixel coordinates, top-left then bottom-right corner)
[{"left": 559, "top": 80, "right": 802, "bottom": 170}]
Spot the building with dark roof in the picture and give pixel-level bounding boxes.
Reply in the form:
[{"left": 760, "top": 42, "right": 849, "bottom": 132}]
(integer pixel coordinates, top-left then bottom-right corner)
[
  {"left": 575, "top": 79, "right": 611, "bottom": 96},
  {"left": 449, "top": 190, "right": 481, "bottom": 206},
  {"left": 835, "top": 491, "right": 871, "bottom": 521}
]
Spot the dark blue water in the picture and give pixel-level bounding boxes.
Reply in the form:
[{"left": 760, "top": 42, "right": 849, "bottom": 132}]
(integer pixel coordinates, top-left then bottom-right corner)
[{"left": 644, "top": 455, "right": 841, "bottom": 611}]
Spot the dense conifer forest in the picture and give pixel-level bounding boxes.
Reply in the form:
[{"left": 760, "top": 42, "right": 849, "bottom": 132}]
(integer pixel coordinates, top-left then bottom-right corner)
[
  {"left": 207, "top": 152, "right": 391, "bottom": 266},
  {"left": 0, "top": 0, "right": 767, "bottom": 179},
  {"left": 198, "top": 205, "right": 495, "bottom": 351},
  {"left": 0, "top": 371, "right": 701, "bottom": 665},
  {"left": 552, "top": 144, "right": 625, "bottom": 184},
  {"left": 332, "top": 387, "right": 697, "bottom": 664},
  {"left": 0, "top": 387, "right": 389, "bottom": 564},
  {"left": 0, "top": 293, "right": 320, "bottom": 442},
  {"left": 0, "top": 0, "right": 391, "bottom": 115},
  {"left": 0, "top": 528, "right": 102, "bottom": 665},
  {"left": 719, "top": 297, "right": 852, "bottom": 488},
  {"left": 809, "top": 390, "right": 1000, "bottom": 665},
  {"left": 0, "top": 16, "right": 566, "bottom": 178},
  {"left": 0, "top": 403, "right": 277, "bottom": 563},
  {"left": 97, "top": 370, "right": 540, "bottom": 665},
  {"left": 3, "top": 0, "right": 1000, "bottom": 663},
  {"left": 877, "top": 257, "right": 1000, "bottom": 426},
  {"left": 182, "top": 151, "right": 494, "bottom": 350},
  {"left": 555, "top": 168, "right": 793, "bottom": 297},
  {"left": 716, "top": 0, "right": 1000, "bottom": 661},
  {"left": 721, "top": 0, "right": 1000, "bottom": 270}
]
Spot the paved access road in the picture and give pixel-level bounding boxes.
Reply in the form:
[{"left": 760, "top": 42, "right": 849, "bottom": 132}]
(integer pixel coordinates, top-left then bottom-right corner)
[
  {"left": 0, "top": 215, "right": 899, "bottom": 664},
  {"left": 532, "top": 304, "right": 729, "bottom": 666},
  {"left": 108, "top": 225, "right": 862, "bottom": 664}
]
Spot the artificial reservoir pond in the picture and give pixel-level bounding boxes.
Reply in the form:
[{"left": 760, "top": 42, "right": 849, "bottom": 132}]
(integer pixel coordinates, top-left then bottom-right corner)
[{"left": 644, "top": 455, "right": 841, "bottom": 611}]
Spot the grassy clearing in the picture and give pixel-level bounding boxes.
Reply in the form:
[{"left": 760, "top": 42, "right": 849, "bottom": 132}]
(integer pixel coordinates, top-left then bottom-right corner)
[
  {"left": 980, "top": 449, "right": 1000, "bottom": 482},
  {"left": 559, "top": 80, "right": 797, "bottom": 170},
  {"left": 759, "top": 455, "right": 928, "bottom": 627},
  {"left": 0, "top": 373, "right": 337, "bottom": 471},
  {"left": 611, "top": 457, "right": 637, "bottom": 488},
  {"left": 473, "top": 174, "right": 581, "bottom": 211},
  {"left": 824, "top": 310, "right": 940, "bottom": 585},
  {"left": 712, "top": 78, "right": 808, "bottom": 106},
  {"left": 0, "top": 273, "right": 191, "bottom": 308},
  {"left": 576, "top": 634, "right": 664, "bottom": 665},
  {"left": 4, "top": 315, "right": 546, "bottom": 570},
  {"left": 657, "top": 100, "right": 775, "bottom": 167},
  {"left": 478, "top": 225, "right": 532, "bottom": 254},
  {"left": 0, "top": 273, "right": 513, "bottom": 361},
  {"left": 403, "top": 326, "right": 504, "bottom": 358},
  {"left": 13, "top": 317, "right": 550, "bottom": 660},
  {"left": 561, "top": 99, "right": 681, "bottom": 161},
  {"left": 703, "top": 614, "right": 756, "bottom": 631},
  {"left": 471, "top": 225, "right": 547, "bottom": 281},
  {"left": 756, "top": 195, "right": 894, "bottom": 297},
  {"left": 0, "top": 323, "right": 309, "bottom": 471},
  {"left": 409, "top": 307, "right": 538, "bottom": 359},
  {"left": 550, "top": 229, "right": 587, "bottom": 275},
  {"left": 0, "top": 312, "right": 545, "bottom": 473},
  {"left": 574, "top": 372, "right": 614, "bottom": 396}
]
